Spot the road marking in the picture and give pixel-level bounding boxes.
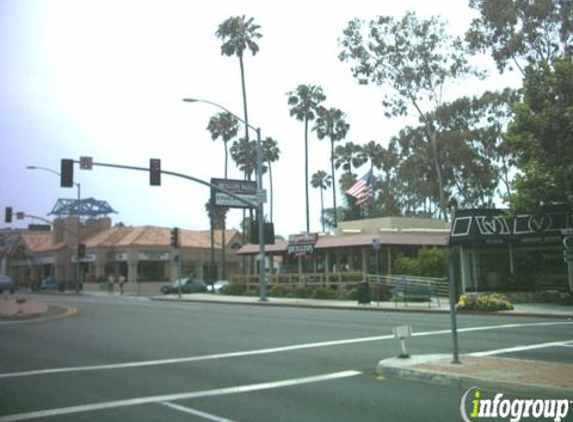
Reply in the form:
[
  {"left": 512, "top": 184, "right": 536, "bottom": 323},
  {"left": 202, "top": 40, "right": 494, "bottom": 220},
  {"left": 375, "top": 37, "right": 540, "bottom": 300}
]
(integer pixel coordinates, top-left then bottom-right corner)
[
  {"left": 1, "top": 321, "right": 571, "bottom": 379},
  {"left": 469, "top": 339, "right": 573, "bottom": 357},
  {"left": 161, "top": 402, "right": 239, "bottom": 422},
  {"left": 0, "top": 370, "right": 361, "bottom": 422}
]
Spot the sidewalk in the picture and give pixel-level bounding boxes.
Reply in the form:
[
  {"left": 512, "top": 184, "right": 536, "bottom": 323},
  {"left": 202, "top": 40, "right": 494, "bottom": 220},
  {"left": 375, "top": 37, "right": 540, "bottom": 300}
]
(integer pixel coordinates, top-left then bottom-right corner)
[
  {"left": 150, "top": 292, "right": 573, "bottom": 318},
  {"left": 377, "top": 354, "right": 573, "bottom": 398}
]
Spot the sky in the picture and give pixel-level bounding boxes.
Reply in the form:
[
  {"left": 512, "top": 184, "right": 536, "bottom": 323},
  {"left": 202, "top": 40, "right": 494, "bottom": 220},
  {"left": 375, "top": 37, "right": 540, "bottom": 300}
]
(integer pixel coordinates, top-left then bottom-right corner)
[{"left": 0, "top": 0, "right": 519, "bottom": 237}]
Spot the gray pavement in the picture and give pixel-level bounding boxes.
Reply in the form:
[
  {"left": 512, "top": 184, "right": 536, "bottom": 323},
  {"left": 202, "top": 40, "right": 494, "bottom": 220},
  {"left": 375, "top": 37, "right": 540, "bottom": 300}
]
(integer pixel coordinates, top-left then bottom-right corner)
[{"left": 5, "top": 290, "right": 573, "bottom": 401}]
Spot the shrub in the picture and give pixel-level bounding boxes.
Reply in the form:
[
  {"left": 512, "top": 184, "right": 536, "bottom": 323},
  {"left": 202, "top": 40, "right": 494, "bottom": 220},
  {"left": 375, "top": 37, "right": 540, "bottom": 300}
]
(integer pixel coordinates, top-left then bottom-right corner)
[
  {"left": 313, "top": 287, "right": 338, "bottom": 300},
  {"left": 393, "top": 247, "right": 448, "bottom": 278},
  {"left": 293, "top": 285, "right": 313, "bottom": 298},
  {"left": 268, "top": 284, "right": 288, "bottom": 298},
  {"left": 219, "top": 283, "right": 246, "bottom": 296},
  {"left": 457, "top": 293, "right": 514, "bottom": 312}
]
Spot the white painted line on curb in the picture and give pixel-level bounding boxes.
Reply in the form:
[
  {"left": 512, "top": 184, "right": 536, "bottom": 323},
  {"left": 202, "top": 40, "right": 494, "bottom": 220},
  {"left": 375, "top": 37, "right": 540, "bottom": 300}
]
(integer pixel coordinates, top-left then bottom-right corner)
[
  {"left": 161, "top": 401, "right": 240, "bottom": 422},
  {"left": 469, "top": 339, "right": 573, "bottom": 357},
  {"left": 1, "top": 321, "right": 571, "bottom": 379},
  {"left": 0, "top": 370, "right": 362, "bottom": 422}
]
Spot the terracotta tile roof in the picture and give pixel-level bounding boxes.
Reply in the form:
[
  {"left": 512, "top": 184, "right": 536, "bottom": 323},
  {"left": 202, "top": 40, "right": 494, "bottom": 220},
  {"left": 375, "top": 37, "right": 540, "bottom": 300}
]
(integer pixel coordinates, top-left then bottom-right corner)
[
  {"left": 84, "top": 226, "right": 239, "bottom": 249},
  {"left": 237, "top": 232, "right": 448, "bottom": 255},
  {"left": 21, "top": 232, "right": 64, "bottom": 253}
]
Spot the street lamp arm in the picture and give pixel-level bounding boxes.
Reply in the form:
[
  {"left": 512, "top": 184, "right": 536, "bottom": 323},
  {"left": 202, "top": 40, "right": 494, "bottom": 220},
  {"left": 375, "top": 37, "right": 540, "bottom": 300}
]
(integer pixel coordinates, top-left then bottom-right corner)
[
  {"left": 27, "top": 165, "right": 80, "bottom": 188},
  {"left": 182, "top": 98, "right": 259, "bottom": 134}
]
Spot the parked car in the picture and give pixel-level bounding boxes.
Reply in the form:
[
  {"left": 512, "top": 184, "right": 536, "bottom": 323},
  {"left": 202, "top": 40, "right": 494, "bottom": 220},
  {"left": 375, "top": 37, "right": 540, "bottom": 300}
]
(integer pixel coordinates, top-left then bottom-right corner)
[
  {"left": 0, "top": 275, "right": 16, "bottom": 294},
  {"left": 160, "top": 278, "right": 207, "bottom": 294},
  {"left": 207, "top": 280, "right": 230, "bottom": 293},
  {"left": 39, "top": 277, "right": 58, "bottom": 290}
]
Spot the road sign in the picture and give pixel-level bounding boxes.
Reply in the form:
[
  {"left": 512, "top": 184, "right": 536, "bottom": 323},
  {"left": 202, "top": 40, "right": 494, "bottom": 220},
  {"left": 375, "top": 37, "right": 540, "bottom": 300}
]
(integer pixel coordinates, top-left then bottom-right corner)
[
  {"left": 256, "top": 189, "right": 267, "bottom": 205},
  {"left": 372, "top": 238, "right": 381, "bottom": 250},
  {"left": 80, "top": 156, "right": 93, "bottom": 170},
  {"left": 211, "top": 178, "right": 257, "bottom": 208},
  {"left": 564, "top": 250, "right": 573, "bottom": 262},
  {"left": 561, "top": 228, "right": 573, "bottom": 236},
  {"left": 563, "top": 236, "right": 573, "bottom": 249}
]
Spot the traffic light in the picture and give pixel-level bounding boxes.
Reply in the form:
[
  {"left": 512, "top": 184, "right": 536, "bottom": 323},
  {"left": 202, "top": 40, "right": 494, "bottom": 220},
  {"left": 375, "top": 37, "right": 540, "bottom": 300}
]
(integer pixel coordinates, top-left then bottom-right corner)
[
  {"left": 60, "top": 159, "right": 74, "bottom": 187},
  {"left": 170, "top": 227, "right": 180, "bottom": 248},
  {"left": 150, "top": 158, "right": 161, "bottom": 186},
  {"left": 78, "top": 244, "right": 86, "bottom": 259},
  {"left": 4, "top": 206, "right": 12, "bottom": 223}
]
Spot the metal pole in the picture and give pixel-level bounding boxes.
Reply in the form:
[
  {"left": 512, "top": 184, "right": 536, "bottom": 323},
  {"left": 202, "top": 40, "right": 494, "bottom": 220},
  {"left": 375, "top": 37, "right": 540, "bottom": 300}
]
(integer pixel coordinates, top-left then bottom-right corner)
[
  {"left": 448, "top": 252, "right": 461, "bottom": 364},
  {"left": 256, "top": 127, "right": 267, "bottom": 302},
  {"left": 76, "top": 182, "right": 81, "bottom": 293}
]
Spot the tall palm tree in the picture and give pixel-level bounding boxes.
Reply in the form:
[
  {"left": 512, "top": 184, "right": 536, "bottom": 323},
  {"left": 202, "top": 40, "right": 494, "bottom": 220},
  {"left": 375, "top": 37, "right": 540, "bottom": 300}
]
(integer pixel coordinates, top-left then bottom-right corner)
[
  {"left": 262, "top": 137, "right": 280, "bottom": 222},
  {"left": 314, "top": 107, "right": 349, "bottom": 228},
  {"left": 286, "top": 84, "right": 326, "bottom": 233},
  {"left": 216, "top": 15, "right": 262, "bottom": 143},
  {"left": 311, "top": 170, "right": 332, "bottom": 233},
  {"left": 206, "top": 112, "right": 239, "bottom": 178}
]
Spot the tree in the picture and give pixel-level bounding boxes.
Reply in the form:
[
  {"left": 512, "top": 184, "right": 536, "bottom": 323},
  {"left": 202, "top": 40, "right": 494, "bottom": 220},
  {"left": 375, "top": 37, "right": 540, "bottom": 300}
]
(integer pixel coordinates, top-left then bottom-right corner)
[
  {"left": 310, "top": 170, "right": 332, "bottom": 232},
  {"left": 286, "top": 84, "right": 326, "bottom": 233},
  {"left": 206, "top": 112, "right": 239, "bottom": 277},
  {"left": 467, "top": 0, "right": 573, "bottom": 75},
  {"left": 339, "top": 12, "right": 482, "bottom": 221},
  {"left": 507, "top": 59, "right": 573, "bottom": 210},
  {"left": 333, "top": 142, "right": 365, "bottom": 176},
  {"left": 216, "top": 16, "right": 262, "bottom": 142},
  {"left": 206, "top": 112, "right": 239, "bottom": 178},
  {"left": 314, "top": 107, "right": 350, "bottom": 228},
  {"left": 262, "top": 137, "right": 281, "bottom": 222}
]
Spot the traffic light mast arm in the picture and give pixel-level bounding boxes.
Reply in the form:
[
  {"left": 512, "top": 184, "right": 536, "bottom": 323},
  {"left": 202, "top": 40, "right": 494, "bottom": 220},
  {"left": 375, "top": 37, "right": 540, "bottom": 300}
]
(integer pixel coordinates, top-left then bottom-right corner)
[
  {"left": 73, "top": 159, "right": 257, "bottom": 208},
  {"left": 10, "top": 212, "right": 81, "bottom": 239}
]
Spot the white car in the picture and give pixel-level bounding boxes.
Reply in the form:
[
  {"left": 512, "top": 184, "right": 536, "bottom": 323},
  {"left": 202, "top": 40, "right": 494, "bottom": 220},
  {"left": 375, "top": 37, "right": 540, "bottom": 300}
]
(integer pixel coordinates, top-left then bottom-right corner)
[{"left": 207, "top": 280, "right": 230, "bottom": 293}]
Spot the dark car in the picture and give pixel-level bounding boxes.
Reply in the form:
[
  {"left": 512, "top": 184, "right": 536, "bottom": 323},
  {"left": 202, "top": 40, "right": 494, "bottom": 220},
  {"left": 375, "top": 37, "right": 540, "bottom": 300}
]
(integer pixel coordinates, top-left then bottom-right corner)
[
  {"left": 39, "top": 276, "right": 58, "bottom": 290},
  {"left": 161, "top": 278, "right": 207, "bottom": 294},
  {"left": 0, "top": 275, "right": 16, "bottom": 294}
]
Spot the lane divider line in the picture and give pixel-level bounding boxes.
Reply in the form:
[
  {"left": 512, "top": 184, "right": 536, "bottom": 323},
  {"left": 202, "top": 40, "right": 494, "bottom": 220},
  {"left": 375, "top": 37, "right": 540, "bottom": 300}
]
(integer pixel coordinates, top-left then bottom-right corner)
[
  {"left": 0, "top": 321, "right": 571, "bottom": 379},
  {"left": 469, "top": 339, "right": 573, "bottom": 357},
  {"left": 161, "top": 401, "right": 242, "bottom": 422}
]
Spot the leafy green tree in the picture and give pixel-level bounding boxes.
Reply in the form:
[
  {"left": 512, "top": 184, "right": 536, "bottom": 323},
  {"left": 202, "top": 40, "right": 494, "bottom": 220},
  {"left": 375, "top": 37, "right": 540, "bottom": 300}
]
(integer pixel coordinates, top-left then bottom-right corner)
[
  {"left": 287, "top": 84, "right": 326, "bottom": 233},
  {"left": 314, "top": 107, "right": 350, "bottom": 228},
  {"left": 216, "top": 16, "right": 262, "bottom": 142},
  {"left": 508, "top": 59, "right": 573, "bottom": 210},
  {"left": 339, "top": 12, "right": 482, "bottom": 221},
  {"left": 310, "top": 170, "right": 332, "bottom": 232},
  {"left": 262, "top": 137, "right": 281, "bottom": 222},
  {"left": 467, "top": 0, "right": 573, "bottom": 75}
]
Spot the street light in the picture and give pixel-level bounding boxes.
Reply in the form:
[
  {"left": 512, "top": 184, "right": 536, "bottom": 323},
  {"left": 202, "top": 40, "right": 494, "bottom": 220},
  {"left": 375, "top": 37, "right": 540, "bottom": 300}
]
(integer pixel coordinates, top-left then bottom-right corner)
[
  {"left": 27, "top": 165, "right": 82, "bottom": 292},
  {"left": 182, "top": 98, "right": 268, "bottom": 302}
]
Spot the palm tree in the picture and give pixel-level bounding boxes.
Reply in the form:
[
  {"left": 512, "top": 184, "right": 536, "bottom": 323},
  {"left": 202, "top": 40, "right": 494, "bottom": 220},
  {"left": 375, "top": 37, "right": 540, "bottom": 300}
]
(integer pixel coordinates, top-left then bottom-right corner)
[
  {"left": 314, "top": 107, "right": 349, "bottom": 228},
  {"left": 206, "top": 112, "right": 239, "bottom": 178},
  {"left": 286, "top": 84, "right": 326, "bottom": 233},
  {"left": 206, "top": 112, "right": 238, "bottom": 279},
  {"left": 262, "top": 137, "right": 280, "bottom": 222},
  {"left": 333, "top": 142, "right": 365, "bottom": 175},
  {"left": 216, "top": 15, "right": 262, "bottom": 143},
  {"left": 311, "top": 170, "right": 332, "bottom": 232}
]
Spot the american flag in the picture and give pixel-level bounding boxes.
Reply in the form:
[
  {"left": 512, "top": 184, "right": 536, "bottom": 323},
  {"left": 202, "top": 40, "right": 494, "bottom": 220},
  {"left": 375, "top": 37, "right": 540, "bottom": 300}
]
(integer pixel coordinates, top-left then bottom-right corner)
[{"left": 346, "top": 170, "right": 373, "bottom": 206}]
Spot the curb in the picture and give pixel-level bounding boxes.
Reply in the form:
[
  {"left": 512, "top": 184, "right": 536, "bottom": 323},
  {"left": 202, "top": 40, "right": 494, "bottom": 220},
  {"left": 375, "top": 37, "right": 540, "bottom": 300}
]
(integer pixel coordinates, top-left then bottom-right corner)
[{"left": 376, "top": 357, "right": 573, "bottom": 398}]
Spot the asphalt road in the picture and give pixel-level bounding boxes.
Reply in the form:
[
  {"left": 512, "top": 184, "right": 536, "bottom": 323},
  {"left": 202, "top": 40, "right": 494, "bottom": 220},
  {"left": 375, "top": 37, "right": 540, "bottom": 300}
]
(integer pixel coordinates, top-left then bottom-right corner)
[{"left": 0, "top": 294, "right": 571, "bottom": 422}]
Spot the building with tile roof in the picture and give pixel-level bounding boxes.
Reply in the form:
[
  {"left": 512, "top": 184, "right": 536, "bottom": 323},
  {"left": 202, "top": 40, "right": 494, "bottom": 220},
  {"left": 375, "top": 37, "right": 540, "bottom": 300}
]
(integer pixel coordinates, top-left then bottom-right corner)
[{"left": 4, "top": 217, "right": 242, "bottom": 291}]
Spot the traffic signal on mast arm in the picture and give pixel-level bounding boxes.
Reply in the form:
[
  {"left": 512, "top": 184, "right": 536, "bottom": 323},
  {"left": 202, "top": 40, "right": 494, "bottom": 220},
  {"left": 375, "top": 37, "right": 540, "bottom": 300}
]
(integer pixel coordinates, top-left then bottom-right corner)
[
  {"left": 60, "top": 159, "right": 74, "bottom": 188},
  {"left": 5, "top": 206, "right": 13, "bottom": 223},
  {"left": 150, "top": 158, "right": 161, "bottom": 186},
  {"left": 170, "top": 227, "right": 180, "bottom": 248}
]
